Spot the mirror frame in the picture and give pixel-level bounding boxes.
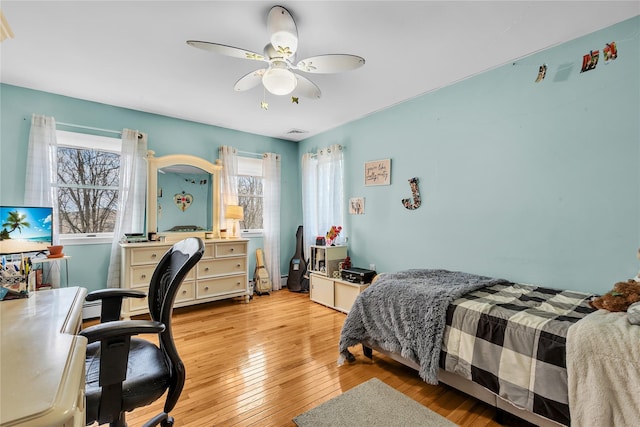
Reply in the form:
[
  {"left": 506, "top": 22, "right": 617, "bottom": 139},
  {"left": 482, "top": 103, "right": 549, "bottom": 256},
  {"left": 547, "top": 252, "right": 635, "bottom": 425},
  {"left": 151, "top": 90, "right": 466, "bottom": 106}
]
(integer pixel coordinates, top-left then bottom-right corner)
[{"left": 147, "top": 151, "right": 223, "bottom": 240}]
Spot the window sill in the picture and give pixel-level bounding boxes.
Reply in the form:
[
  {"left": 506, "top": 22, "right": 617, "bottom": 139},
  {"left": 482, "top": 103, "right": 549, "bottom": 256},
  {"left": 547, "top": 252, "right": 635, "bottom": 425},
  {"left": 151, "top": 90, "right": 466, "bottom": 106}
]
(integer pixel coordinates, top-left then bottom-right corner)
[
  {"left": 239, "top": 230, "right": 263, "bottom": 238},
  {"left": 60, "top": 235, "right": 114, "bottom": 245}
]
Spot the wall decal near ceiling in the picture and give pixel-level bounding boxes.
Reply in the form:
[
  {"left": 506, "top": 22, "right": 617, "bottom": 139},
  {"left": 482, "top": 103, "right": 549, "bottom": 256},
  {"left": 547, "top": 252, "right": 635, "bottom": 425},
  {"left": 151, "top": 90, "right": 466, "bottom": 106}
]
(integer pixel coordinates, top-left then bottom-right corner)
[
  {"left": 535, "top": 64, "right": 547, "bottom": 82},
  {"left": 402, "top": 177, "right": 421, "bottom": 210},
  {"left": 349, "top": 197, "right": 365, "bottom": 215},
  {"left": 604, "top": 42, "right": 618, "bottom": 63},
  {"left": 364, "top": 159, "right": 391, "bottom": 186},
  {"left": 581, "top": 50, "right": 599, "bottom": 72},
  {"left": 174, "top": 191, "right": 193, "bottom": 211}
]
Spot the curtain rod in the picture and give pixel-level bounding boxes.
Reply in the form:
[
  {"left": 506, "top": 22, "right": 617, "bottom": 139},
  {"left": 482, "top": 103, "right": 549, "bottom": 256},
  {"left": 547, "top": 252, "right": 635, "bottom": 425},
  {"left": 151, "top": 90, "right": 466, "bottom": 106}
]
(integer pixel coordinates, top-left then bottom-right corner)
[
  {"left": 56, "top": 121, "right": 123, "bottom": 136},
  {"left": 307, "top": 144, "right": 344, "bottom": 158},
  {"left": 237, "top": 150, "right": 262, "bottom": 158}
]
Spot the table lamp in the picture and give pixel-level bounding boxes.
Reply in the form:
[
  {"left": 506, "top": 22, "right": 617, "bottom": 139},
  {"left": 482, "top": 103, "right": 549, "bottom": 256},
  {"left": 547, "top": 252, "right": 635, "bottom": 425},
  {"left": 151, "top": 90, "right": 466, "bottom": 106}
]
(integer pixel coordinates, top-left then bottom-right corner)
[{"left": 225, "top": 205, "right": 244, "bottom": 238}]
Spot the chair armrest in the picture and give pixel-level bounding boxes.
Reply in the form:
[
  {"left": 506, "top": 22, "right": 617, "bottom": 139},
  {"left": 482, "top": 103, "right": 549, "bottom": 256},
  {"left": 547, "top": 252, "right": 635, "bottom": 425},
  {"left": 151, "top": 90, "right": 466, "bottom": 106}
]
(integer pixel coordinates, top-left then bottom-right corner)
[
  {"left": 86, "top": 289, "right": 147, "bottom": 322},
  {"left": 86, "top": 288, "right": 146, "bottom": 301},
  {"left": 80, "top": 319, "right": 165, "bottom": 344}
]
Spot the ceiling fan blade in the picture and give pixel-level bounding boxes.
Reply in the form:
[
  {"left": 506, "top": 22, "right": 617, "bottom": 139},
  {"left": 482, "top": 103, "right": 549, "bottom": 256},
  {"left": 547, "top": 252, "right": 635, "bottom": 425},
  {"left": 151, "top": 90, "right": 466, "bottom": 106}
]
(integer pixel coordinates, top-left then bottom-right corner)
[
  {"left": 267, "top": 6, "right": 298, "bottom": 58},
  {"left": 234, "top": 69, "right": 266, "bottom": 92},
  {"left": 186, "top": 40, "right": 265, "bottom": 61},
  {"left": 296, "top": 54, "right": 365, "bottom": 74},
  {"left": 292, "top": 74, "right": 321, "bottom": 99}
]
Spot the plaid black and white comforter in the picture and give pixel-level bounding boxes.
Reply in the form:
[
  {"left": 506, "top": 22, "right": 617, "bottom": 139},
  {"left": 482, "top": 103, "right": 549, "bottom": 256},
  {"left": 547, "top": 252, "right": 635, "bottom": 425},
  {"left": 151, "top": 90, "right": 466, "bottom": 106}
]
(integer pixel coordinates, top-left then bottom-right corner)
[{"left": 440, "top": 282, "right": 596, "bottom": 426}]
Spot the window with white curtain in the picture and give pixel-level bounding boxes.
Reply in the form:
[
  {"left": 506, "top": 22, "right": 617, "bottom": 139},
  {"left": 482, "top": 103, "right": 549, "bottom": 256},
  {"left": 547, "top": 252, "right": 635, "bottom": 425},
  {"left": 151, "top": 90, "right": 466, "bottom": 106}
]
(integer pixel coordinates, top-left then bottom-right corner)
[
  {"left": 55, "top": 130, "right": 122, "bottom": 243},
  {"left": 237, "top": 156, "right": 264, "bottom": 233},
  {"left": 301, "top": 144, "right": 345, "bottom": 260}
]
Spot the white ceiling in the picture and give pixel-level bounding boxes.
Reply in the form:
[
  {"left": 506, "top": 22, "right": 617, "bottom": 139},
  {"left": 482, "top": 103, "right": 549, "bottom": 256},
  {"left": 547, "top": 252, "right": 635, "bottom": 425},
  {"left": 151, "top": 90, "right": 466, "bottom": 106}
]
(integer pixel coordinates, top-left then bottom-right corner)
[{"left": 1, "top": 1, "right": 638, "bottom": 141}]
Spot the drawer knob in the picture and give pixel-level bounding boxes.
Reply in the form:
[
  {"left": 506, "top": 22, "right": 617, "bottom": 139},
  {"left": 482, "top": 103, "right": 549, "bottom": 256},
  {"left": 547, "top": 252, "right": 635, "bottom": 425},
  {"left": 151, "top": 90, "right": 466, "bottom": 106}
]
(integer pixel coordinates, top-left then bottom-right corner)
[
  {"left": 204, "top": 286, "right": 209, "bottom": 291},
  {"left": 236, "top": 264, "right": 241, "bottom": 268},
  {"left": 230, "top": 248, "right": 235, "bottom": 252},
  {"left": 205, "top": 267, "right": 209, "bottom": 272},
  {"left": 151, "top": 253, "right": 157, "bottom": 258},
  {"left": 141, "top": 274, "right": 146, "bottom": 279},
  {"left": 182, "top": 290, "right": 187, "bottom": 295}
]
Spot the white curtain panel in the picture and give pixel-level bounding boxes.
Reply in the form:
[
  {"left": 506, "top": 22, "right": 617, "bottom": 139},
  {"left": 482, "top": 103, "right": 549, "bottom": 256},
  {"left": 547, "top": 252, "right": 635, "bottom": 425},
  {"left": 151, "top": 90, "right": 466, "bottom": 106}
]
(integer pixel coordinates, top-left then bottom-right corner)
[
  {"left": 301, "top": 153, "right": 318, "bottom": 262},
  {"left": 301, "top": 144, "right": 345, "bottom": 261},
  {"left": 262, "top": 152, "right": 281, "bottom": 290},
  {"left": 25, "top": 114, "right": 59, "bottom": 240},
  {"left": 106, "top": 129, "right": 148, "bottom": 288},
  {"left": 218, "top": 145, "right": 239, "bottom": 231},
  {"left": 24, "top": 114, "right": 60, "bottom": 286}
]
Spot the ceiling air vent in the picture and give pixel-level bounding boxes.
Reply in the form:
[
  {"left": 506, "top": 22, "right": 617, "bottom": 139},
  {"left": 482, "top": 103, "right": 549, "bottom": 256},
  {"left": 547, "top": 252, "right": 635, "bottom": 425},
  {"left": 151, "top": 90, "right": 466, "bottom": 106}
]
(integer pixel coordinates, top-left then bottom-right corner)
[{"left": 286, "top": 128, "right": 308, "bottom": 135}]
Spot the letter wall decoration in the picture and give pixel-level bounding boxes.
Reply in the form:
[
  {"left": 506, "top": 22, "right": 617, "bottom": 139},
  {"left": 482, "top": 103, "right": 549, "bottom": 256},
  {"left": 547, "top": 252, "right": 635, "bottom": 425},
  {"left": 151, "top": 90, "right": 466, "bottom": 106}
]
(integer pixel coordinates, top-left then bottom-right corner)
[{"left": 401, "top": 177, "right": 421, "bottom": 210}]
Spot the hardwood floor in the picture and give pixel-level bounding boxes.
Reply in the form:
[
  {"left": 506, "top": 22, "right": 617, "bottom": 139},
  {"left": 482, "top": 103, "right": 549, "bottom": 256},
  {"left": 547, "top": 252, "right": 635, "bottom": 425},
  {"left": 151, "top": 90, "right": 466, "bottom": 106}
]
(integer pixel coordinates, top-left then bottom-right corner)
[{"left": 84, "top": 289, "right": 510, "bottom": 427}]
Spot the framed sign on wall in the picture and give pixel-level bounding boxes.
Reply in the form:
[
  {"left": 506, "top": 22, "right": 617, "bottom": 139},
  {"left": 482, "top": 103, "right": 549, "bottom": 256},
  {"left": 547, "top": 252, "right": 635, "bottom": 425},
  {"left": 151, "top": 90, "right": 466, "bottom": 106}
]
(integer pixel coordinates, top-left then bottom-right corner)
[{"left": 364, "top": 159, "right": 391, "bottom": 186}]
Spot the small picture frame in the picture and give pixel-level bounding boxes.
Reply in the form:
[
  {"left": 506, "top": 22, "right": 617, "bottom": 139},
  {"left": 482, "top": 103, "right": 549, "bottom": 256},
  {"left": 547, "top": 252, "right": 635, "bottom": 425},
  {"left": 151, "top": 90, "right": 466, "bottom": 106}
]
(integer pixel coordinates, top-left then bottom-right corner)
[
  {"left": 364, "top": 159, "right": 391, "bottom": 186},
  {"left": 349, "top": 197, "right": 365, "bottom": 215}
]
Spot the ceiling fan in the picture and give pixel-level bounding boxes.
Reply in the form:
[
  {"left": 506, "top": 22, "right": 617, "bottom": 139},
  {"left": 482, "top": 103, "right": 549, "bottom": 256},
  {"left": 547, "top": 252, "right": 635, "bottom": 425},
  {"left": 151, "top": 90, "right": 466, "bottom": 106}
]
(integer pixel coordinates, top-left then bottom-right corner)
[{"left": 187, "top": 5, "right": 365, "bottom": 100}]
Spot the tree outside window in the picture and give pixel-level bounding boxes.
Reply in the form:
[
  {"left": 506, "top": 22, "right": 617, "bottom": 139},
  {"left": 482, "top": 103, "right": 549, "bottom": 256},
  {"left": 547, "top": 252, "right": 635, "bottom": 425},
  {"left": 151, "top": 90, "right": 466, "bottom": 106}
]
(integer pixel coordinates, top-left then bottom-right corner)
[
  {"left": 55, "top": 131, "right": 121, "bottom": 238},
  {"left": 237, "top": 157, "right": 263, "bottom": 232}
]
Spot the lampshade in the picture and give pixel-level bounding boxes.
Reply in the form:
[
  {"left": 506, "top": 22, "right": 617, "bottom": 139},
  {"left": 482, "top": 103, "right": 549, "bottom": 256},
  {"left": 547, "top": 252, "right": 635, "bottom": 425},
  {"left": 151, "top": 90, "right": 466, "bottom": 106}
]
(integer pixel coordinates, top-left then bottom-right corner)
[
  {"left": 225, "top": 205, "right": 244, "bottom": 220},
  {"left": 262, "top": 61, "right": 297, "bottom": 95}
]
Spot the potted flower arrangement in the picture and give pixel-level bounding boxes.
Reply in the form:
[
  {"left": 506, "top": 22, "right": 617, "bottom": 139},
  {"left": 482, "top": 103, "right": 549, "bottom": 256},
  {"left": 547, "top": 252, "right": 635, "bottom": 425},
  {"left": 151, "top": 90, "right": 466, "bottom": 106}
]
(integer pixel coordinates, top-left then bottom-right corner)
[{"left": 325, "top": 225, "right": 342, "bottom": 246}]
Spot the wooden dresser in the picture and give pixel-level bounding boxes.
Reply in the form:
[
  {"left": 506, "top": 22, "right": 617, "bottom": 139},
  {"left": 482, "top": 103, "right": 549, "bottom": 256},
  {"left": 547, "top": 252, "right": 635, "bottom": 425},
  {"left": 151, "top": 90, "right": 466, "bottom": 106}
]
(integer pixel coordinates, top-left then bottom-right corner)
[{"left": 120, "top": 239, "right": 249, "bottom": 318}]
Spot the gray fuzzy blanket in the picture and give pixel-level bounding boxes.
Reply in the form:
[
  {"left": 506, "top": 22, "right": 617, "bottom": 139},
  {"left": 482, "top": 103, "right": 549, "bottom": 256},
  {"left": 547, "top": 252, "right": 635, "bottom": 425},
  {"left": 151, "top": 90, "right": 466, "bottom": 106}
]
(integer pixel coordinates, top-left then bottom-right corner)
[{"left": 338, "top": 269, "right": 508, "bottom": 384}]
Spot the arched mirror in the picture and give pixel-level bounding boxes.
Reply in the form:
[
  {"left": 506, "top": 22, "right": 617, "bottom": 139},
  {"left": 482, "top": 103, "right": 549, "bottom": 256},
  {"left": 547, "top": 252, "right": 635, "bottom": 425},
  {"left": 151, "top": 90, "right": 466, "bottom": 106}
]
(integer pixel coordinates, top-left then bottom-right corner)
[{"left": 147, "top": 151, "right": 222, "bottom": 240}]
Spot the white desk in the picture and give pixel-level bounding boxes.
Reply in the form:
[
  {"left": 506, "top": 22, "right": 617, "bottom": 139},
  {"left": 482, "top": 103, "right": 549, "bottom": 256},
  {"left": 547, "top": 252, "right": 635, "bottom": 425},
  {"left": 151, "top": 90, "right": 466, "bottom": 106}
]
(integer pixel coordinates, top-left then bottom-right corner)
[{"left": 0, "top": 287, "right": 87, "bottom": 426}]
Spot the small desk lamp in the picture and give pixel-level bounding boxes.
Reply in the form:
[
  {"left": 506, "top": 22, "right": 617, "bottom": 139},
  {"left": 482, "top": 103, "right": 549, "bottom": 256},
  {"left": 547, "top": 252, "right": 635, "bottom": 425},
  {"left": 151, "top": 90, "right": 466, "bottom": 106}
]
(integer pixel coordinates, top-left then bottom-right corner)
[{"left": 225, "top": 205, "right": 244, "bottom": 238}]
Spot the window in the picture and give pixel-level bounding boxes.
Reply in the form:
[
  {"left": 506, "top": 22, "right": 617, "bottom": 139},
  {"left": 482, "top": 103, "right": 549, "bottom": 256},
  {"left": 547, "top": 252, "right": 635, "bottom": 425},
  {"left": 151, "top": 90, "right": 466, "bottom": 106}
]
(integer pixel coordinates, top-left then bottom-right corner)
[
  {"left": 55, "top": 130, "right": 121, "bottom": 242},
  {"left": 237, "top": 156, "right": 263, "bottom": 232}
]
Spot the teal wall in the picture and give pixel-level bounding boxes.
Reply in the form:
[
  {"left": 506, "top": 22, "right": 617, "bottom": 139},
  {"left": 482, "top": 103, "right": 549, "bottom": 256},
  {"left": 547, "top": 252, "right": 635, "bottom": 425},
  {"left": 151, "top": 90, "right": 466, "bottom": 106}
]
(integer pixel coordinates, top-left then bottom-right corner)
[
  {"left": 2, "top": 17, "right": 638, "bottom": 295},
  {"left": 0, "top": 85, "right": 301, "bottom": 291},
  {"left": 300, "top": 16, "right": 640, "bottom": 294}
]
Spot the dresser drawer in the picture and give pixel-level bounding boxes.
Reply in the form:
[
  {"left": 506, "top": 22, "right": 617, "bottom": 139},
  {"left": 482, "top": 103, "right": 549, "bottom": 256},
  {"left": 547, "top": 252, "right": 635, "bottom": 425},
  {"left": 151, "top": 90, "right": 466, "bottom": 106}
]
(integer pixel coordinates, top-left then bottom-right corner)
[
  {"left": 215, "top": 242, "right": 247, "bottom": 258},
  {"left": 130, "top": 246, "right": 169, "bottom": 265},
  {"left": 130, "top": 265, "right": 157, "bottom": 288},
  {"left": 129, "top": 281, "right": 194, "bottom": 311},
  {"left": 196, "top": 275, "right": 246, "bottom": 298},
  {"left": 197, "top": 257, "right": 247, "bottom": 278},
  {"left": 130, "top": 264, "right": 194, "bottom": 287},
  {"left": 175, "top": 281, "right": 195, "bottom": 304}
]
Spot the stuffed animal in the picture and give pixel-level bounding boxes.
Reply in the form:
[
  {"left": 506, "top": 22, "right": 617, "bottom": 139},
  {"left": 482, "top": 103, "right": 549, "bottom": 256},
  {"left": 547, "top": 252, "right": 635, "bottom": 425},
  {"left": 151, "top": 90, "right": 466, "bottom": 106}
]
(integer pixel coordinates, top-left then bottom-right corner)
[{"left": 590, "top": 279, "right": 640, "bottom": 312}]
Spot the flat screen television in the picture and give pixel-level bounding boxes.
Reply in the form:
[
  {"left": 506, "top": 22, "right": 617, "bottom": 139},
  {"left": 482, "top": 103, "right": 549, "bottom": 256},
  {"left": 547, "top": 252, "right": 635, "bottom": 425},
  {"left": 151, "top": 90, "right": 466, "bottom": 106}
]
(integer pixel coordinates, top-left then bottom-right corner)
[{"left": 0, "top": 206, "right": 53, "bottom": 255}]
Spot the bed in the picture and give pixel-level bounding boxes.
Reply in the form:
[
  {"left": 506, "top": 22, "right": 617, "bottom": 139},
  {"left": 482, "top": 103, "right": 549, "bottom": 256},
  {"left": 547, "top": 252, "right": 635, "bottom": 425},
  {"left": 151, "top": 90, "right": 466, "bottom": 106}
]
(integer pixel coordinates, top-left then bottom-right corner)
[{"left": 337, "top": 269, "right": 598, "bottom": 427}]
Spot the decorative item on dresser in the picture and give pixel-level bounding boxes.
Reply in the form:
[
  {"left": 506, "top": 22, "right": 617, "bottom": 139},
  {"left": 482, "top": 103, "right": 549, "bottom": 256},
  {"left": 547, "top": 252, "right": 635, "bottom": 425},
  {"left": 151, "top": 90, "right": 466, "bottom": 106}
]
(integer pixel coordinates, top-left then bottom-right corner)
[{"left": 120, "top": 239, "right": 249, "bottom": 318}]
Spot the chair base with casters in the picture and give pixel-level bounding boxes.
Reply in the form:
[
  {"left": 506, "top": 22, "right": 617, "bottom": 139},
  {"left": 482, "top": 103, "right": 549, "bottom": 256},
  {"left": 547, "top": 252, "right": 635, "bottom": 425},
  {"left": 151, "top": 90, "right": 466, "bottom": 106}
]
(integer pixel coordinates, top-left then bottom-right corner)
[{"left": 80, "top": 238, "right": 204, "bottom": 427}]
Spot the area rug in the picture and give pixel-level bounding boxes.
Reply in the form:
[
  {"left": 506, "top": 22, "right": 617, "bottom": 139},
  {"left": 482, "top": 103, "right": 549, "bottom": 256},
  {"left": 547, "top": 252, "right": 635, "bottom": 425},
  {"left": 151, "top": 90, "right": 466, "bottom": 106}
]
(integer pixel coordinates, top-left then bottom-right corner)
[{"left": 293, "top": 378, "right": 458, "bottom": 426}]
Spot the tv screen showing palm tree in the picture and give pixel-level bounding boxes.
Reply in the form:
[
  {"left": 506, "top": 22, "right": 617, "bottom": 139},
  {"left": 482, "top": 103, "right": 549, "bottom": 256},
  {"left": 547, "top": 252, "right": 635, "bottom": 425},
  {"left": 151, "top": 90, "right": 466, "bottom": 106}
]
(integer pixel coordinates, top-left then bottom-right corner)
[{"left": 0, "top": 206, "right": 53, "bottom": 255}]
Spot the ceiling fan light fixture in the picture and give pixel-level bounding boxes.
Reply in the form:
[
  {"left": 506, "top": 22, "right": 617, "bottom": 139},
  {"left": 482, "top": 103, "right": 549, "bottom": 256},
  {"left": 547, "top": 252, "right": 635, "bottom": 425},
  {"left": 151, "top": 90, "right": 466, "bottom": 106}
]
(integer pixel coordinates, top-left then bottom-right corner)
[{"left": 262, "top": 61, "right": 297, "bottom": 95}]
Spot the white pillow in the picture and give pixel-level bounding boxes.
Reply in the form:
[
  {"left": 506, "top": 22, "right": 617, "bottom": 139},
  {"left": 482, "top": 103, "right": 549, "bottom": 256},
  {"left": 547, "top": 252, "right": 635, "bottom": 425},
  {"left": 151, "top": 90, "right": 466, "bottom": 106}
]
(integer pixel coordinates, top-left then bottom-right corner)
[{"left": 628, "top": 301, "right": 640, "bottom": 325}]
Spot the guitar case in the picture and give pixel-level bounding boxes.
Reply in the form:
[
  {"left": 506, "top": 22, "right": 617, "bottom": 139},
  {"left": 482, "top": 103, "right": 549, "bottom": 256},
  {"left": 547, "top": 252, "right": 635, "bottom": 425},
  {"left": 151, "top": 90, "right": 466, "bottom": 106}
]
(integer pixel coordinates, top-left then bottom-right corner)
[
  {"left": 287, "top": 225, "right": 308, "bottom": 292},
  {"left": 254, "top": 248, "right": 272, "bottom": 296}
]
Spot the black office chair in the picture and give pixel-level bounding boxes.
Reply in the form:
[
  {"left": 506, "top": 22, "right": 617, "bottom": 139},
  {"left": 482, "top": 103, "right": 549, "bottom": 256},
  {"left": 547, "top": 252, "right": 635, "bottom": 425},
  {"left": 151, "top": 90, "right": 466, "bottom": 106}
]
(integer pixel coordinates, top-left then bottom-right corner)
[{"left": 80, "top": 237, "right": 204, "bottom": 427}]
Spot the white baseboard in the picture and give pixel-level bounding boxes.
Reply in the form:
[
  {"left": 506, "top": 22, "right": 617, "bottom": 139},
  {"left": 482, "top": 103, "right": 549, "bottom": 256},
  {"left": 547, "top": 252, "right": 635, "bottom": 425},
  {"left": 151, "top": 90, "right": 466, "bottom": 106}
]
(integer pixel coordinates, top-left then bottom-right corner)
[{"left": 83, "top": 301, "right": 101, "bottom": 320}]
